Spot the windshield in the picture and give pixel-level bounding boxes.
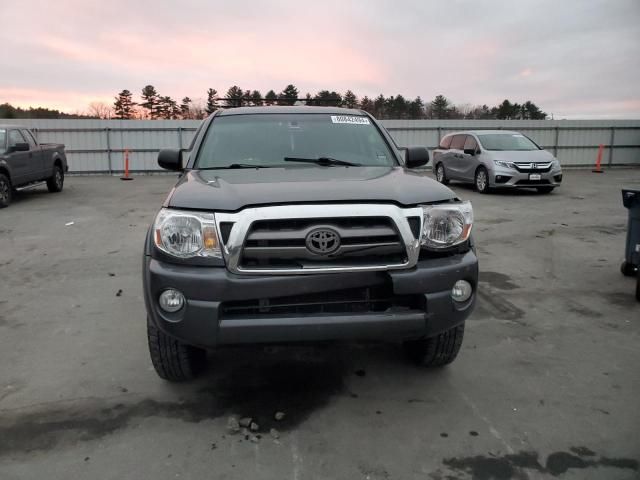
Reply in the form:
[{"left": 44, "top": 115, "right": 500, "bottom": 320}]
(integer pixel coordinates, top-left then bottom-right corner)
[
  {"left": 477, "top": 133, "right": 540, "bottom": 151},
  {"left": 195, "top": 113, "right": 397, "bottom": 168}
]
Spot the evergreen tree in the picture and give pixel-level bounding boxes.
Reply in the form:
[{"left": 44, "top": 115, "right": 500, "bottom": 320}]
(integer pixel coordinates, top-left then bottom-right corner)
[
  {"left": 342, "top": 90, "right": 358, "bottom": 109},
  {"left": 313, "top": 90, "right": 342, "bottom": 107},
  {"left": 279, "top": 84, "right": 299, "bottom": 105},
  {"left": 430, "top": 95, "right": 451, "bottom": 119},
  {"left": 180, "top": 97, "right": 192, "bottom": 119},
  {"left": 408, "top": 97, "right": 424, "bottom": 119},
  {"left": 140, "top": 85, "right": 159, "bottom": 119},
  {"left": 205, "top": 88, "right": 218, "bottom": 114},
  {"left": 225, "top": 86, "right": 245, "bottom": 108},
  {"left": 264, "top": 90, "right": 278, "bottom": 105},
  {"left": 250, "top": 90, "right": 262, "bottom": 106},
  {"left": 360, "top": 96, "right": 374, "bottom": 114},
  {"left": 113, "top": 90, "right": 136, "bottom": 119}
]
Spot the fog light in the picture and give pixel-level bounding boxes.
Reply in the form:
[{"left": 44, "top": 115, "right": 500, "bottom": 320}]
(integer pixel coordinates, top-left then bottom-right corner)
[
  {"left": 451, "top": 280, "right": 473, "bottom": 302},
  {"left": 159, "top": 288, "right": 185, "bottom": 313}
]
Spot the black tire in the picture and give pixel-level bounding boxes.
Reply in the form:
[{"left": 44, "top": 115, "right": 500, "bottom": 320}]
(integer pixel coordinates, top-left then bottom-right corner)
[
  {"left": 435, "top": 163, "right": 449, "bottom": 185},
  {"left": 47, "top": 164, "right": 64, "bottom": 193},
  {"left": 0, "top": 173, "right": 11, "bottom": 208},
  {"left": 621, "top": 261, "right": 637, "bottom": 277},
  {"left": 403, "top": 323, "right": 465, "bottom": 367},
  {"left": 474, "top": 167, "right": 490, "bottom": 194},
  {"left": 147, "top": 317, "right": 207, "bottom": 381},
  {"left": 537, "top": 186, "right": 555, "bottom": 194}
]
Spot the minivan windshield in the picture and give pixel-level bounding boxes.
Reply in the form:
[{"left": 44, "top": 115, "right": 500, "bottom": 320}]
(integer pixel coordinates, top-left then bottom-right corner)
[
  {"left": 477, "top": 133, "right": 540, "bottom": 151},
  {"left": 195, "top": 113, "right": 397, "bottom": 168}
]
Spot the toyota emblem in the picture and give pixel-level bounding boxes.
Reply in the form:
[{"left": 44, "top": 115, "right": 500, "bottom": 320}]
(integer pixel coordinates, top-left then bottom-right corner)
[{"left": 305, "top": 227, "right": 341, "bottom": 255}]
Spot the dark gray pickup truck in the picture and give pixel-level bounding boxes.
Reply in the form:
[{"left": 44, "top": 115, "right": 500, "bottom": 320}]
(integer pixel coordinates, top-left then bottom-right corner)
[
  {"left": 0, "top": 125, "right": 67, "bottom": 208},
  {"left": 144, "top": 107, "right": 478, "bottom": 381}
]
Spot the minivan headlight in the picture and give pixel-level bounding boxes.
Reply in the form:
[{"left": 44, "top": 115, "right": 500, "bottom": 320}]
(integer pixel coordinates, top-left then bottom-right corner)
[
  {"left": 154, "top": 208, "right": 221, "bottom": 258},
  {"left": 494, "top": 160, "right": 515, "bottom": 169},
  {"left": 420, "top": 201, "right": 473, "bottom": 249}
]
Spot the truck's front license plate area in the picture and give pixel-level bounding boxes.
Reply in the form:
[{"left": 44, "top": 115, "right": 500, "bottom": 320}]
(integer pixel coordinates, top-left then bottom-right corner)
[{"left": 529, "top": 174, "right": 542, "bottom": 181}]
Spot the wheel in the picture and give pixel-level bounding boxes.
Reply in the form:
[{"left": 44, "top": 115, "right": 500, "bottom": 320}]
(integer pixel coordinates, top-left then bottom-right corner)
[
  {"left": 147, "top": 317, "right": 207, "bottom": 381},
  {"left": 435, "top": 163, "right": 449, "bottom": 185},
  {"left": 621, "top": 261, "right": 637, "bottom": 277},
  {"left": 537, "top": 186, "right": 555, "bottom": 194},
  {"left": 47, "top": 165, "right": 64, "bottom": 193},
  {"left": 474, "top": 167, "right": 490, "bottom": 193},
  {"left": 0, "top": 173, "right": 12, "bottom": 208},
  {"left": 403, "top": 323, "right": 465, "bottom": 367}
]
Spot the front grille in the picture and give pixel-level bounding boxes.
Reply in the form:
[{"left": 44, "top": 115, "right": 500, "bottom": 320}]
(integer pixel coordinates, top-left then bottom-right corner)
[
  {"left": 515, "top": 179, "right": 551, "bottom": 186},
  {"left": 513, "top": 162, "right": 552, "bottom": 173},
  {"left": 220, "top": 285, "right": 425, "bottom": 318},
  {"left": 239, "top": 217, "right": 407, "bottom": 271}
]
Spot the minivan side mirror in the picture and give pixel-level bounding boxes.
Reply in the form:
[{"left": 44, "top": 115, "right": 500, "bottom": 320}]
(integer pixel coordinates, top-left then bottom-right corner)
[
  {"left": 463, "top": 148, "right": 476, "bottom": 156},
  {"left": 405, "top": 146, "right": 430, "bottom": 168},
  {"left": 9, "top": 142, "right": 30, "bottom": 152},
  {"left": 158, "top": 149, "right": 183, "bottom": 171}
]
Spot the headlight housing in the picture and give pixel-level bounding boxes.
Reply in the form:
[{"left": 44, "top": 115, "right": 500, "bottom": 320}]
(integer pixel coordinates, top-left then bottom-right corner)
[
  {"left": 420, "top": 201, "right": 473, "bottom": 249},
  {"left": 494, "top": 160, "right": 515, "bottom": 169},
  {"left": 154, "top": 208, "right": 221, "bottom": 258}
]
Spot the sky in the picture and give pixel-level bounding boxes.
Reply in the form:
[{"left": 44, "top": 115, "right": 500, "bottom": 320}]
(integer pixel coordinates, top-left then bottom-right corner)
[{"left": 1, "top": 0, "right": 639, "bottom": 119}]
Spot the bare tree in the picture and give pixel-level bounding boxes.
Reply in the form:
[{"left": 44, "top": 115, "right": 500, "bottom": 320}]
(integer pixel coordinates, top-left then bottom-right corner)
[{"left": 88, "top": 102, "right": 113, "bottom": 119}]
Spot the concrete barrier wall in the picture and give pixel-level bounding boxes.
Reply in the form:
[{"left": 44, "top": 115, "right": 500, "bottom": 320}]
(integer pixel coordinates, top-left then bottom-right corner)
[{"left": 1, "top": 118, "right": 638, "bottom": 173}]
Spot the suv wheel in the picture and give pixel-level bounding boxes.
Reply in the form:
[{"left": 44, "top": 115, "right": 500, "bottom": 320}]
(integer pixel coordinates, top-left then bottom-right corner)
[
  {"left": 621, "top": 261, "right": 637, "bottom": 277},
  {"left": 537, "top": 186, "right": 554, "bottom": 194},
  {"left": 147, "top": 317, "right": 207, "bottom": 381},
  {"left": 475, "top": 167, "right": 490, "bottom": 193},
  {"left": 435, "top": 163, "right": 449, "bottom": 185},
  {"left": 0, "top": 173, "right": 12, "bottom": 208},
  {"left": 47, "top": 165, "right": 64, "bottom": 193},
  {"left": 403, "top": 323, "right": 465, "bottom": 367}
]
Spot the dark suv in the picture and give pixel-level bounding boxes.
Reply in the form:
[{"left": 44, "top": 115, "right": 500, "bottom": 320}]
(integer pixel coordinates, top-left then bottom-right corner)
[{"left": 143, "top": 107, "right": 478, "bottom": 381}]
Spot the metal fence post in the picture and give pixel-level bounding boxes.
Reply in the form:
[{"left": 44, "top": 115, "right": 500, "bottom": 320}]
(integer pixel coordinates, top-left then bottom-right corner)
[
  {"left": 608, "top": 127, "right": 615, "bottom": 167},
  {"left": 106, "top": 128, "right": 112, "bottom": 174},
  {"left": 554, "top": 126, "right": 559, "bottom": 157}
]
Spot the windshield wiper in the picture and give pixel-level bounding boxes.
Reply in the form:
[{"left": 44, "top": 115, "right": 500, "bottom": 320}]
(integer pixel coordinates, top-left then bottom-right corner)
[
  {"left": 199, "top": 163, "right": 272, "bottom": 169},
  {"left": 284, "top": 156, "right": 360, "bottom": 167}
]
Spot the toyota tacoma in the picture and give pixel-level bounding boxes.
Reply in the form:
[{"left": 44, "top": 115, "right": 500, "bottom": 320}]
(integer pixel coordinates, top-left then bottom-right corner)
[{"left": 143, "top": 107, "right": 478, "bottom": 381}]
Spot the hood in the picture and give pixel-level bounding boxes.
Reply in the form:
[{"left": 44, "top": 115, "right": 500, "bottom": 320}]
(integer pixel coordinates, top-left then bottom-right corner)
[
  {"left": 165, "top": 166, "right": 456, "bottom": 211},
  {"left": 491, "top": 150, "right": 555, "bottom": 162}
]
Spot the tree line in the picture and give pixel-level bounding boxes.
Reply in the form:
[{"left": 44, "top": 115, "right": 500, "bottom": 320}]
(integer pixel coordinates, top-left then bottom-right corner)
[{"left": 1, "top": 84, "right": 547, "bottom": 120}]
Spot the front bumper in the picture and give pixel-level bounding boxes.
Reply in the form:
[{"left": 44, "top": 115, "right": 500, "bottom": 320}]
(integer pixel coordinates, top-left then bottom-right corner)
[
  {"left": 143, "top": 250, "right": 479, "bottom": 348},
  {"left": 491, "top": 167, "right": 563, "bottom": 188}
]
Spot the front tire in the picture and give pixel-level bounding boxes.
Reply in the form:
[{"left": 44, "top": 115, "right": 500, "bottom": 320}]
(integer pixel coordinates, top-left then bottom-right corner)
[
  {"left": 403, "top": 323, "right": 465, "bottom": 367},
  {"left": 435, "top": 163, "right": 449, "bottom": 185},
  {"left": 621, "top": 261, "right": 637, "bottom": 277},
  {"left": 147, "top": 317, "right": 207, "bottom": 381},
  {"left": 47, "top": 165, "right": 64, "bottom": 193},
  {"left": 474, "top": 167, "right": 490, "bottom": 194},
  {"left": 0, "top": 173, "right": 12, "bottom": 208},
  {"left": 537, "top": 186, "right": 555, "bottom": 194}
]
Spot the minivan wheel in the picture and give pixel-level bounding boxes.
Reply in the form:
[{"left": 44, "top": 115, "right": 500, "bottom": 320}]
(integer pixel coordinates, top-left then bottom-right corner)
[
  {"left": 475, "top": 167, "right": 490, "bottom": 193},
  {"left": 435, "top": 163, "right": 449, "bottom": 185},
  {"left": 47, "top": 165, "right": 64, "bottom": 193},
  {"left": 0, "top": 173, "right": 11, "bottom": 208},
  {"left": 147, "top": 317, "right": 207, "bottom": 381},
  {"left": 403, "top": 323, "right": 465, "bottom": 367},
  {"left": 537, "top": 186, "right": 554, "bottom": 194}
]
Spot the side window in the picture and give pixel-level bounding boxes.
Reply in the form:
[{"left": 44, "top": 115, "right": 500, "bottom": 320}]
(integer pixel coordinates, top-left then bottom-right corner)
[
  {"left": 439, "top": 135, "right": 452, "bottom": 149},
  {"left": 449, "top": 135, "right": 466, "bottom": 150},
  {"left": 8, "top": 129, "right": 27, "bottom": 148},
  {"left": 463, "top": 136, "right": 478, "bottom": 151},
  {"left": 22, "top": 129, "right": 38, "bottom": 148}
]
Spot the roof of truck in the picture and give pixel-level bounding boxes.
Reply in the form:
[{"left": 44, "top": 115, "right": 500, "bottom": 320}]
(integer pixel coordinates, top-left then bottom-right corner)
[{"left": 217, "top": 106, "right": 366, "bottom": 116}]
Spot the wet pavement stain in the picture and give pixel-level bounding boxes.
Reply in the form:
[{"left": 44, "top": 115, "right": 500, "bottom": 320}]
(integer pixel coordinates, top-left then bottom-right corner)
[
  {"left": 476, "top": 290, "right": 526, "bottom": 322},
  {"left": 479, "top": 272, "right": 519, "bottom": 291},
  {"left": 0, "top": 349, "right": 346, "bottom": 456},
  {"left": 442, "top": 448, "right": 639, "bottom": 479}
]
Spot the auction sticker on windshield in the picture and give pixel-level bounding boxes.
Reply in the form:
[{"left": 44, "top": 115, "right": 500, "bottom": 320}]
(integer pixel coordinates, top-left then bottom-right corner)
[{"left": 331, "top": 116, "right": 371, "bottom": 125}]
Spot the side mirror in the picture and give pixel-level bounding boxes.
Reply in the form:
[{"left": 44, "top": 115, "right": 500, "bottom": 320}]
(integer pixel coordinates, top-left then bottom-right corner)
[
  {"left": 10, "top": 142, "right": 30, "bottom": 152},
  {"left": 463, "top": 148, "right": 476, "bottom": 156},
  {"left": 405, "top": 146, "right": 430, "bottom": 168},
  {"left": 158, "top": 149, "right": 183, "bottom": 171}
]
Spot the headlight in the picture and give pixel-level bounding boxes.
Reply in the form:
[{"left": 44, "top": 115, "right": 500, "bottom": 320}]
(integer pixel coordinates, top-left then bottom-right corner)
[
  {"left": 494, "top": 160, "right": 515, "bottom": 169},
  {"left": 421, "top": 201, "right": 473, "bottom": 249},
  {"left": 154, "top": 208, "right": 221, "bottom": 258}
]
